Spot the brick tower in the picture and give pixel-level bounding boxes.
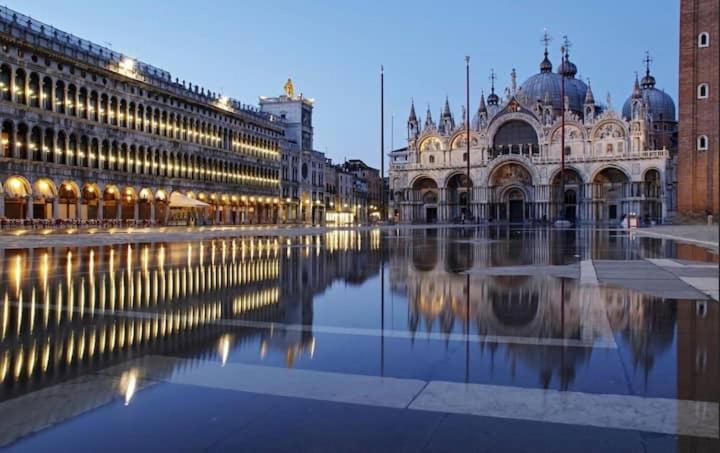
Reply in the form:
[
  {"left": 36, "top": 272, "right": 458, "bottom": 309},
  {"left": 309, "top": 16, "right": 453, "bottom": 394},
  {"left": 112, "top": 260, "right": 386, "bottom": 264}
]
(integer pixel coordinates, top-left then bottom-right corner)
[{"left": 678, "top": 0, "right": 720, "bottom": 216}]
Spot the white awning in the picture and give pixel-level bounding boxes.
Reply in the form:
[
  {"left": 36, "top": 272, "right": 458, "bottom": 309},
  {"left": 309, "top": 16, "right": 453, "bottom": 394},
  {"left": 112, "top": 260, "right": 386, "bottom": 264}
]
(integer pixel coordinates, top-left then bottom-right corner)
[{"left": 168, "top": 192, "right": 211, "bottom": 208}]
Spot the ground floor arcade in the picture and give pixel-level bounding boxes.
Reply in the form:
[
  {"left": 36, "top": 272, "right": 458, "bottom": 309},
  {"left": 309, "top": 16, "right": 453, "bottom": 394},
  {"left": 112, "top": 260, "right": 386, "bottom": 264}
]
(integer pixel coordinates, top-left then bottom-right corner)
[
  {"left": 392, "top": 164, "right": 666, "bottom": 225},
  {"left": 0, "top": 175, "right": 291, "bottom": 226}
]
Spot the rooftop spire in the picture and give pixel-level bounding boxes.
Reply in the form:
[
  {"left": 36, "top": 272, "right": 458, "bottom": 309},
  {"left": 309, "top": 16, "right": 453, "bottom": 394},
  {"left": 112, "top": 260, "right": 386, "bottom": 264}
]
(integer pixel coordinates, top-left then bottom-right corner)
[
  {"left": 442, "top": 96, "right": 452, "bottom": 117},
  {"left": 487, "top": 69, "right": 499, "bottom": 105},
  {"left": 584, "top": 78, "right": 595, "bottom": 104},
  {"left": 640, "top": 51, "right": 656, "bottom": 88},
  {"left": 478, "top": 91, "right": 487, "bottom": 113},
  {"left": 633, "top": 72, "right": 642, "bottom": 98},
  {"left": 540, "top": 29, "right": 553, "bottom": 73},
  {"left": 408, "top": 99, "right": 417, "bottom": 122}
]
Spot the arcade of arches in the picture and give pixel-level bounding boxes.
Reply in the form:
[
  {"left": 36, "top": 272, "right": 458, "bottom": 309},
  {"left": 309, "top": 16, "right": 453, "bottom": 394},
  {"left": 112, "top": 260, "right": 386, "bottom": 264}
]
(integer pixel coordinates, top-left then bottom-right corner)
[
  {"left": 397, "top": 163, "right": 664, "bottom": 224},
  {"left": 0, "top": 175, "right": 280, "bottom": 224}
]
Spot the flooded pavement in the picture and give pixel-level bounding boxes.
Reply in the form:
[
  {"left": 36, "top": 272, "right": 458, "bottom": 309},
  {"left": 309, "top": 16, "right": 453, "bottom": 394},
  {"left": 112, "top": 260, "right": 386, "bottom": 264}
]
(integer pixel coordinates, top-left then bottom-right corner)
[{"left": 0, "top": 227, "right": 718, "bottom": 452}]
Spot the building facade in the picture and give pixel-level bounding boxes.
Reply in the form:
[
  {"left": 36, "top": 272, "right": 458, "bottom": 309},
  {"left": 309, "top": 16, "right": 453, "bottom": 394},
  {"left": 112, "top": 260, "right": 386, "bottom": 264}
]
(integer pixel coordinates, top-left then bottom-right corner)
[
  {"left": 260, "top": 79, "right": 325, "bottom": 224},
  {"left": 341, "top": 159, "right": 382, "bottom": 220},
  {"left": 390, "top": 43, "right": 677, "bottom": 224},
  {"left": 0, "top": 7, "right": 285, "bottom": 225},
  {"left": 678, "top": 0, "right": 719, "bottom": 217}
]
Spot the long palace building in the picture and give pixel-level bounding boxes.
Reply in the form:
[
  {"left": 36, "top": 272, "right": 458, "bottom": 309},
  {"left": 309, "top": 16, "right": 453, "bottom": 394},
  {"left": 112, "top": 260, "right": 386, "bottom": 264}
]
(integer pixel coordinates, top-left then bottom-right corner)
[
  {"left": 390, "top": 39, "right": 677, "bottom": 224},
  {"left": 0, "top": 7, "right": 284, "bottom": 224}
]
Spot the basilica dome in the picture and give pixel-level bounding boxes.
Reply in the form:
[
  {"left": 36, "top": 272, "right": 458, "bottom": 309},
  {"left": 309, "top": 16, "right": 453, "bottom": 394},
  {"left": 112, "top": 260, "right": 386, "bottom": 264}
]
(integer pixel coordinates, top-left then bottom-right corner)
[
  {"left": 621, "top": 72, "right": 675, "bottom": 122},
  {"left": 518, "top": 53, "right": 588, "bottom": 114}
]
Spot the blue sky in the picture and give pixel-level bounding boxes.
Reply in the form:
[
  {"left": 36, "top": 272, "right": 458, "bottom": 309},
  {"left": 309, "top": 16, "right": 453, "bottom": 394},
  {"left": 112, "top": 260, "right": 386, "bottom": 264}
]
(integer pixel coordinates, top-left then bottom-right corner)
[{"left": 13, "top": 0, "right": 679, "bottom": 170}]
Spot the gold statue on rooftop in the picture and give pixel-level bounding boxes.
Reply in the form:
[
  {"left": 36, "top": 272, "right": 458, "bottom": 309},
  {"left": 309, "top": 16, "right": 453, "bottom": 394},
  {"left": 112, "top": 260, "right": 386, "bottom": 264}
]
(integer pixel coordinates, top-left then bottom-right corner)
[{"left": 283, "top": 78, "right": 295, "bottom": 98}]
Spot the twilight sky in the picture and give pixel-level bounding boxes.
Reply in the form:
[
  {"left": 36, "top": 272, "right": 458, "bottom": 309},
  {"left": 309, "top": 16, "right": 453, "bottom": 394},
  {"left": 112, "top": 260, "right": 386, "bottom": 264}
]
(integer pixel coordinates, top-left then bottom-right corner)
[{"left": 13, "top": 0, "right": 679, "bottom": 170}]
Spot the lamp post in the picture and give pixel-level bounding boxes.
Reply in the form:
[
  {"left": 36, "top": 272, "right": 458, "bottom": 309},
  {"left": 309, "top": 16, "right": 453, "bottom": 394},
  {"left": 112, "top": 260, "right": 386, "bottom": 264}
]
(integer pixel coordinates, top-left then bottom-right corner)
[{"left": 465, "top": 56, "right": 471, "bottom": 222}]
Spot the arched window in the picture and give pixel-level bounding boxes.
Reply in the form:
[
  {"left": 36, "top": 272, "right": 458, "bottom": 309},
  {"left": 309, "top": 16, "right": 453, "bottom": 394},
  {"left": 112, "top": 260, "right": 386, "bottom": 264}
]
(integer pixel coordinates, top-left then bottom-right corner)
[
  {"left": 463, "top": 152, "right": 468, "bottom": 162},
  {"left": 697, "top": 83, "right": 709, "bottom": 99},
  {"left": 698, "top": 32, "right": 710, "bottom": 48},
  {"left": 697, "top": 135, "right": 708, "bottom": 151},
  {"left": 429, "top": 155, "right": 435, "bottom": 164},
  {"left": 0, "top": 64, "right": 10, "bottom": 101},
  {"left": 29, "top": 73, "right": 40, "bottom": 108},
  {"left": 14, "top": 69, "right": 26, "bottom": 104},
  {"left": 606, "top": 143, "right": 614, "bottom": 154}
]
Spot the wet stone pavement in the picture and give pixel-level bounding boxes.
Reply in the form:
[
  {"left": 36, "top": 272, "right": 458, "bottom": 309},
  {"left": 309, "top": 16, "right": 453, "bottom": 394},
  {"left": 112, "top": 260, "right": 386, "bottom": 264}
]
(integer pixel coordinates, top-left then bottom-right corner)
[{"left": 0, "top": 227, "right": 718, "bottom": 452}]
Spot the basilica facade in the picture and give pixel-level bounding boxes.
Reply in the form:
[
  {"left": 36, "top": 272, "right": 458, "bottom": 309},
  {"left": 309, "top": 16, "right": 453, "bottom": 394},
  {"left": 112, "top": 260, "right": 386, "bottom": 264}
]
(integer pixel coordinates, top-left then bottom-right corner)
[{"left": 389, "top": 45, "right": 677, "bottom": 224}]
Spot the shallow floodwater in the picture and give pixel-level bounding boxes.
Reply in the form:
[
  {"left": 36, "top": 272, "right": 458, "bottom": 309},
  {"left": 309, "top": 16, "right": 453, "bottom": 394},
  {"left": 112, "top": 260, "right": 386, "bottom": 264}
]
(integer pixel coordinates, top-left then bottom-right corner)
[{"left": 0, "top": 227, "right": 718, "bottom": 451}]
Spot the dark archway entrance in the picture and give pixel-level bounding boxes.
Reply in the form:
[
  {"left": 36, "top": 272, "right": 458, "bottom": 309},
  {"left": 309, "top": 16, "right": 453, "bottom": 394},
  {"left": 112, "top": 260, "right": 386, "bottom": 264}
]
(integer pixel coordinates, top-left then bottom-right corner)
[{"left": 507, "top": 189, "right": 525, "bottom": 223}]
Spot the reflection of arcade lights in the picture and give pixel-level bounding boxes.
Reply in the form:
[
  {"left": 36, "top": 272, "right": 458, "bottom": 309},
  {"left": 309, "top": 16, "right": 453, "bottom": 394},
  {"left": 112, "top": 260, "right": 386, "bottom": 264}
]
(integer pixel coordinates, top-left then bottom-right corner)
[
  {"left": 218, "top": 334, "right": 233, "bottom": 367},
  {"left": 119, "top": 368, "right": 138, "bottom": 406}
]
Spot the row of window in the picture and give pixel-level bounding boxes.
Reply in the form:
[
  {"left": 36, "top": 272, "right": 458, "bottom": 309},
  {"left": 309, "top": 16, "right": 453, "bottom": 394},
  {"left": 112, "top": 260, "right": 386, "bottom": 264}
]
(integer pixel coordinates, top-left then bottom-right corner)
[
  {"left": 0, "top": 64, "right": 279, "bottom": 160},
  {"left": 1, "top": 121, "right": 280, "bottom": 186},
  {"left": 2, "top": 38, "right": 280, "bottom": 139}
]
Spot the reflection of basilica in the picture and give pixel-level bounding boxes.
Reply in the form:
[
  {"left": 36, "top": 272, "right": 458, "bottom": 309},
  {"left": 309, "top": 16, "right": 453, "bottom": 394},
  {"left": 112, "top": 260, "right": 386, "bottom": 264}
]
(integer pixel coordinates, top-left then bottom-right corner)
[
  {"left": 388, "top": 228, "right": 718, "bottom": 392},
  {"left": 390, "top": 41, "right": 675, "bottom": 224}
]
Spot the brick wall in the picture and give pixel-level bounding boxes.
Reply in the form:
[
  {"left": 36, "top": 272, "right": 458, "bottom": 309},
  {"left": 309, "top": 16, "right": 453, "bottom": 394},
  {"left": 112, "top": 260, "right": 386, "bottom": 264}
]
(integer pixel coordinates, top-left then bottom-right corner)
[{"left": 678, "top": 0, "right": 720, "bottom": 215}]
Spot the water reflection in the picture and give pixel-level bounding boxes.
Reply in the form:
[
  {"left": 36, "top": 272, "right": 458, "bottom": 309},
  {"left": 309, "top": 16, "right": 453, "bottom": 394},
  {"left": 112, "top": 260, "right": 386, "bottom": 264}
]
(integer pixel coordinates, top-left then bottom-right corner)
[{"left": 0, "top": 227, "right": 716, "bottom": 405}]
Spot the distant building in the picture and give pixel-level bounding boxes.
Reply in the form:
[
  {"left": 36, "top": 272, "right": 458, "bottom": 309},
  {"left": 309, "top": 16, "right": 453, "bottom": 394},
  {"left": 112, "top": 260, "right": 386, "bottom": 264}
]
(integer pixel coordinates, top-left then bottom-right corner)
[
  {"left": 390, "top": 40, "right": 677, "bottom": 224},
  {"left": 260, "top": 79, "right": 325, "bottom": 224},
  {"left": 341, "top": 159, "right": 381, "bottom": 220},
  {"left": 324, "top": 159, "right": 366, "bottom": 224},
  {"left": 677, "top": 0, "right": 719, "bottom": 217}
]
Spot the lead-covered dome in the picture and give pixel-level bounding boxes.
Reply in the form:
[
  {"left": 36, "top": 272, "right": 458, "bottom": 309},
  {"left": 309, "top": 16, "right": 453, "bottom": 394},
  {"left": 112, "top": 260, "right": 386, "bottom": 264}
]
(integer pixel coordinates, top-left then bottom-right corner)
[
  {"left": 622, "top": 70, "right": 676, "bottom": 122},
  {"left": 518, "top": 53, "right": 587, "bottom": 114}
]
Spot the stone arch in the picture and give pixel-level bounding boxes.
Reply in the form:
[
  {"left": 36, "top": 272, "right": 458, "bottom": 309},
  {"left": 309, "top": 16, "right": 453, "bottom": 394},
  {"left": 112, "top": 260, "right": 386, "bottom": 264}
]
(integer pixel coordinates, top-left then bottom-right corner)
[
  {"left": 449, "top": 130, "right": 481, "bottom": 150},
  {"left": 4, "top": 175, "right": 32, "bottom": 198},
  {"left": 417, "top": 134, "right": 444, "bottom": 152},
  {"left": 486, "top": 156, "right": 538, "bottom": 186},
  {"left": 32, "top": 178, "right": 58, "bottom": 199},
  {"left": 590, "top": 164, "right": 631, "bottom": 183},
  {"left": 487, "top": 113, "right": 543, "bottom": 147},
  {"left": 410, "top": 174, "right": 438, "bottom": 190},
  {"left": 3, "top": 175, "right": 32, "bottom": 219}
]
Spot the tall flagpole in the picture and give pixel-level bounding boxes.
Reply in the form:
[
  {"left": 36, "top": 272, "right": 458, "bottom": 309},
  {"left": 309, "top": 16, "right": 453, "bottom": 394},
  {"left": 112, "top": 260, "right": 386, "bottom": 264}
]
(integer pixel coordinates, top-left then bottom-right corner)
[
  {"left": 380, "top": 65, "right": 385, "bottom": 222},
  {"left": 465, "top": 56, "right": 471, "bottom": 221},
  {"left": 559, "top": 43, "right": 567, "bottom": 222}
]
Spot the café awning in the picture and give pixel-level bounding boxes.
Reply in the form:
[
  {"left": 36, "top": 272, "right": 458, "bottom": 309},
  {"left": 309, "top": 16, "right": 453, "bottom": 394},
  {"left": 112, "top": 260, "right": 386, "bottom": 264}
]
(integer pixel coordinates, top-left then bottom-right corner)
[{"left": 168, "top": 192, "right": 211, "bottom": 208}]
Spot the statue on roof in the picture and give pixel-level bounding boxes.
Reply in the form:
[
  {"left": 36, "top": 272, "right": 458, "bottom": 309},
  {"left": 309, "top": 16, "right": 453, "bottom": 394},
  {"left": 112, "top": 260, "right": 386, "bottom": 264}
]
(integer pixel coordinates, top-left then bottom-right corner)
[{"left": 283, "top": 78, "right": 295, "bottom": 98}]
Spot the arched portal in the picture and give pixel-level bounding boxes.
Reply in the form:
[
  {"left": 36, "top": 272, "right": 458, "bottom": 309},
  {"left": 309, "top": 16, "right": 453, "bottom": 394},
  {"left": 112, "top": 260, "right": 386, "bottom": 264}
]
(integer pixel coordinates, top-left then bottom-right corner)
[
  {"left": 121, "top": 187, "right": 137, "bottom": 221},
  {"left": 81, "top": 184, "right": 100, "bottom": 220},
  {"left": 411, "top": 177, "right": 439, "bottom": 223},
  {"left": 488, "top": 162, "right": 534, "bottom": 222},
  {"left": 31, "top": 178, "right": 57, "bottom": 219},
  {"left": 593, "top": 167, "right": 629, "bottom": 222},
  {"left": 446, "top": 173, "right": 473, "bottom": 220},
  {"left": 551, "top": 168, "right": 584, "bottom": 222},
  {"left": 138, "top": 188, "right": 154, "bottom": 221},
  {"left": 103, "top": 186, "right": 120, "bottom": 220},
  {"left": 3, "top": 176, "right": 31, "bottom": 219},
  {"left": 58, "top": 182, "right": 80, "bottom": 219}
]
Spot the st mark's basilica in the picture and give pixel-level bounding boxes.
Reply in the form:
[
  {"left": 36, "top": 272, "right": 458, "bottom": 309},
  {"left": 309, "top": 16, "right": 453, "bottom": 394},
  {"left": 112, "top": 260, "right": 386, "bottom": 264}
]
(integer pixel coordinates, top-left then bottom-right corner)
[{"left": 389, "top": 41, "right": 677, "bottom": 224}]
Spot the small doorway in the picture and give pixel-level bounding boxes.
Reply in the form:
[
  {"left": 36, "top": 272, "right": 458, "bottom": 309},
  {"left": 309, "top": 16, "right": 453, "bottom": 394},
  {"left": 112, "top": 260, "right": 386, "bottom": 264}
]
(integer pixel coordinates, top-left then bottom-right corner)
[
  {"left": 426, "top": 207, "right": 437, "bottom": 223},
  {"left": 509, "top": 201, "right": 523, "bottom": 222},
  {"left": 564, "top": 189, "right": 577, "bottom": 222},
  {"left": 609, "top": 204, "right": 618, "bottom": 220},
  {"left": 507, "top": 189, "right": 525, "bottom": 223}
]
